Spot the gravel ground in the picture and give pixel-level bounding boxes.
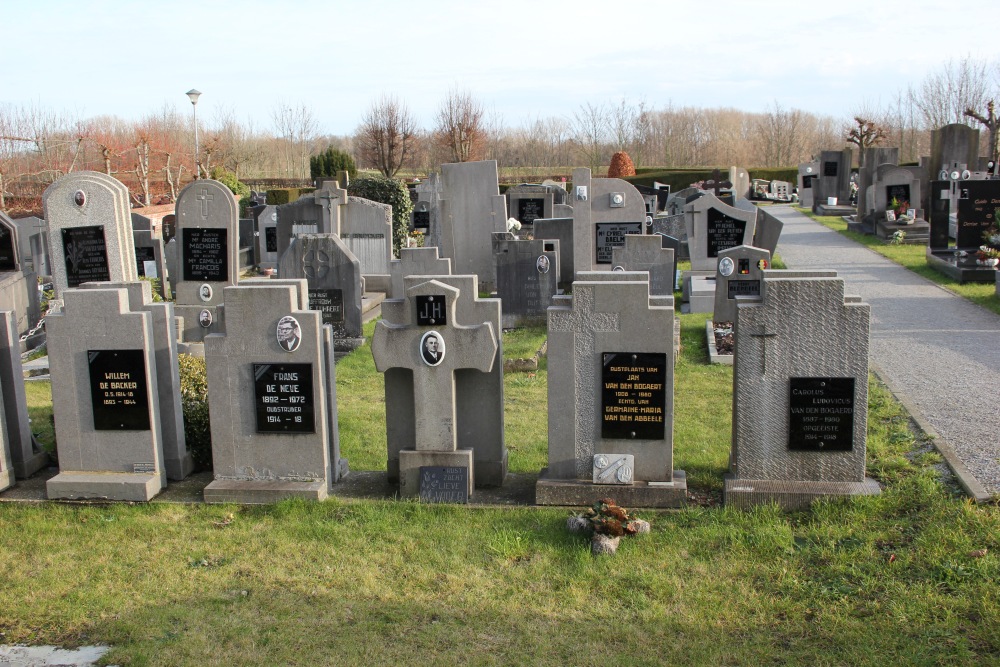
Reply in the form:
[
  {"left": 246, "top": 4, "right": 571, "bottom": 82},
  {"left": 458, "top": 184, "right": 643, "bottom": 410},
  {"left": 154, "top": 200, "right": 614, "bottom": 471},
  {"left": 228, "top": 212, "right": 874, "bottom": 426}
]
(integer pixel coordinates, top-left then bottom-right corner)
[{"left": 768, "top": 205, "right": 1000, "bottom": 499}]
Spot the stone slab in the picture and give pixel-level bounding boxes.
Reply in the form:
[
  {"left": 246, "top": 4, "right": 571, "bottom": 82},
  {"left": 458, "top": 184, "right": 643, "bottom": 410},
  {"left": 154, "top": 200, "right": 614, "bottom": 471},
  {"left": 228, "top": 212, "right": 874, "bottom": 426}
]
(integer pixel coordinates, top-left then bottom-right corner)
[
  {"left": 724, "top": 475, "right": 882, "bottom": 511},
  {"left": 399, "top": 448, "right": 473, "bottom": 499},
  {"left": 535, "top": 469, "right": 687, "bottom": 508},
  {"left": 203, "top": 479, "right": 328, "bottom": 504},
  {"left": 46, "top": 471, "right": 162, "bottom": 502},
  {"left": 706, "top": 320, "right": 733, "bottom": 365},
  {"left": 688, "top": 276, "right": 716, "bottom": 314}
]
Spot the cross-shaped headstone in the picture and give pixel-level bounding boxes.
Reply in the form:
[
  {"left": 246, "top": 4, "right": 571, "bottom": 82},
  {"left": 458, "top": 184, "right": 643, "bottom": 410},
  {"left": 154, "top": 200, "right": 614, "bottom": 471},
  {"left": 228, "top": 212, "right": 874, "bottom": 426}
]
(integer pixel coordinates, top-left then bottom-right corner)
[
  {"left": 703, "top": 169, "right": 733, "bottom": 197},
  {"left": 196, "top": 188, "right": 214, "bottom": 218},
  {"left": 371, "top": 280, "right": 497, "bottom": 451},
  {"left": 313, "top": 182, "right": 348, "bottom": 235},
  {"left": 549, "top": 284, "right": 621, "bottom": 477}
]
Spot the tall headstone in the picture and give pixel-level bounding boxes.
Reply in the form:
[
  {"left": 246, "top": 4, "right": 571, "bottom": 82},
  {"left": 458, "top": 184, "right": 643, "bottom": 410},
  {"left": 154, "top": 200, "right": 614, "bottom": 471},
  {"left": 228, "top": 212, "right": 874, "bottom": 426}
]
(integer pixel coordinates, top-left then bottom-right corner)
[
  {"left": 174, "top": 179, "right": 239, "bottom": 344},
  {"left": 712, "top": 245, "right": 771, "bottom": 324},
  {"left": 0, "top": 311, "right": 44, "bottom": 478},
  {"left": 571, "top": 168, "right": 647, "bottom": 276},
  {"left": 388, "top": 247, "right": 452, "bottom": 300},
  {"left": 725, "top": 270, "right": 880, "bottom": 509},
  {"left": 45, "top": 287, "right": 166, "bottom": 501},
  {"left": 533, "top": 217, "right": 574, "bottom": 286},
  {"left": 536, "top": 273, "right": 685, "bottom": 507},
  {"left": 493, "top": 235, "right": 559, "bottom": 328},
  {"left": 753, "top": 207, "right": 784, "bottom": 256},
  {"left": 930, "top": 124, "right": 981, "bottom": 179},
  {"left": 857, "top": 147, "right": 899, "bottom": 216},
  {"left": 372, "top": 278, "right": 502, "bottom": 498},
  {"left": 610, "top": 234, "right": 676, "bottom": 297},
  {"left": 255, "top": 205, "right": 280, "bottom": 270},
  {"left": 342, "top": 196, "right": 393, "bottom": 278},
  {"left": 0, "top": 212, "right": 40, "bottom": 336},
  {"left": 278, "top": 234, "right": 364, "bottom": 350},
  {"left": 506, "top": 184, "right": 557, "bottom": 226},
  {"left": 685, "top": 194, "right": 758, "bottom": 273},
  {"left": 42, "top": 171, "right": 137, "bottom": 297},
  {"left": 204, "top": 281, "right": 346, "bottom": 503},
  {"left": 728, "top": 166, "right": 751, "bottom": 199},
  {"left": 133, "top": 229, "right": 167, "bottom": 299},
  {"left": 812, "top": 149, "right": 854, "bottom": 212},
  {"left": 439, "top": 160, "right": 508, "bottom": 293},
  {"left": 797, "top": 162, "right": 820, "bottom": 209},
  {"left": 414, "top": 173, "right": 444, "bottom": 250},
  {"left": 275, "top": 182, "right": 347, "bottom": 267}
]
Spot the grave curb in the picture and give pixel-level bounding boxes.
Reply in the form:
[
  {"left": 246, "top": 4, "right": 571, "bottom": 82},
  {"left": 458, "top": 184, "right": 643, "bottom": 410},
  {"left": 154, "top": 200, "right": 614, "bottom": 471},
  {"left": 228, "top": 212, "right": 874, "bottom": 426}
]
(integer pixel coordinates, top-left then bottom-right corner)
[
  {"left": 870, "top": 362, "right": 992, "bottom": 504},
  {"left": 705, "top": 320, "right": 733, "bottom": 366}
]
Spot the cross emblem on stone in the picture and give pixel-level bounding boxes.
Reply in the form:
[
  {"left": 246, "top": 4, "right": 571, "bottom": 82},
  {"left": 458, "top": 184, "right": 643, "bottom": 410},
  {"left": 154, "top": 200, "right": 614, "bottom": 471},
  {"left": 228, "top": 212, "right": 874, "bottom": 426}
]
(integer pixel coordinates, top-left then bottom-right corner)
[
  {"left": 703, "top": 169, "right": 733, "bottom": 197},
  {"left": 371, "top": 280, "right": 498, "bottom": 451},
  {"left": 313, "top": 182, "right": 347, "bottom": 235},
  {"left": 196, "top": 188, "right": 214, "bottom": 217},
  {"left": 302, "top": 246, "right": 330, "bottom": 279},
  {"left": 748, "top": 325, "right": 778, "bottom": 374}
]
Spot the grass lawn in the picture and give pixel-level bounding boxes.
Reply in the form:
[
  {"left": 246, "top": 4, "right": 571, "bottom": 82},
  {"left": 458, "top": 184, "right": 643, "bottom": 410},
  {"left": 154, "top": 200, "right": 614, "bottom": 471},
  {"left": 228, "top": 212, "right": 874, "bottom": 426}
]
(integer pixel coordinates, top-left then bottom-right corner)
[
  {"left": 797, "top": 207, "right": 1000, "bottom": 317},
  {"left": 5, "top": 308, "right": 999, "bottom": 665}
]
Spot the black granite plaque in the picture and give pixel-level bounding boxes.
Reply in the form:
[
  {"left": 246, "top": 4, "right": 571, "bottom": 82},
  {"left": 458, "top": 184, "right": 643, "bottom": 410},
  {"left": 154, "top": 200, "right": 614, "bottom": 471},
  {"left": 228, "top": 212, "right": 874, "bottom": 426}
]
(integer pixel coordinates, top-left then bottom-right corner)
[
  {"left": 788, "top": 377, "right": 855, "bottom": 451},
  {"left": 706, "top": 209, "right": 747, "bottom": 257},
  {"left": 601, "top": 352, "right": 667, "bottom": 440},
  {"left": 518, "top": 198, "right": 545, "bottom": 224},
  {"left": 823, "top": 161, "right": 839, "bottom": 177},
  {"left": 254, "top": 363, "right": 315, "bottom": 433},
  {"left": 928, "top": 181, "right": 952, "bottom": 249},
  {"left": 886, "top": 183, "right": 911, "bottom": 205},
  {"left": 956, "top": 180, "right": 1000, "bottom": 248},
  {"left": 727, "top": 280, "right": 761, "bottom": 298},
  {"left": 595, "top": 222, "right": 643, "bottom": 264},
  {"left": 182, "top": 228, "right": 228, "bottom": 282},
  {"left": 802, "top": 175, "right": 816, "bottom": 190},
  {"left": 416, "top": 295, "right": 446, "bottom": 326},
  {"left": 62, "top": 226, "right": 110, "bottom": 287},
  {"left": 135, "top": 246, "right": 155, "bottom": 277},
  {"left": 419, "top": 466, "right": 469, "bottom": 503},
  {"left": 308, "top": 288, "right": 344, "bottom": 325},
  {"left": 265, "top": 226, "right": 277, "bottom": 253},
  {"left": 413, "top": 210, "right": 430, "bottom": 230},
  {"left": 0, "top": 226, "right": 16, "bottom": 271},
  {"left": 88, "top": 349, "right": 151, "bottom": 430}
]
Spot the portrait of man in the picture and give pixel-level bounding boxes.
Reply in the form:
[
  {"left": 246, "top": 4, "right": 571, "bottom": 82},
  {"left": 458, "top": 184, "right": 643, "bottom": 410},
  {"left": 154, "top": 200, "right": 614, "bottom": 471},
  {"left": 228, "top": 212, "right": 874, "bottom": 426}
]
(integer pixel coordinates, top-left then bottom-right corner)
[
  {"left": 277, "top": 315, "right": 302, "bottom": 352},
  {"left": 199, "top": 309, "right": 213, "bottom": 328},
  {"left": 199, "top": 283, "right": 213, "bottom": 302},
  {"left": 536, "top": 255, "right": 550, "bottom": 274},
  {"left": 420, "top": 331, "right": 445, "bottom": 366}
]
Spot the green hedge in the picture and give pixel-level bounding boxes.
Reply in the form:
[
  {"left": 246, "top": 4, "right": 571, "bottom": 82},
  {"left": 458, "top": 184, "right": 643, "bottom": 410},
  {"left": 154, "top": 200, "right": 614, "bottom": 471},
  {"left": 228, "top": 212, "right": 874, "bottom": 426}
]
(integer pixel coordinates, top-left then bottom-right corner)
[
  {"left": 266, "top": 188, "right": 316, "bottom": 206},
  {"left": 178, "top": 354, "right": 211, "bottom": 471}
]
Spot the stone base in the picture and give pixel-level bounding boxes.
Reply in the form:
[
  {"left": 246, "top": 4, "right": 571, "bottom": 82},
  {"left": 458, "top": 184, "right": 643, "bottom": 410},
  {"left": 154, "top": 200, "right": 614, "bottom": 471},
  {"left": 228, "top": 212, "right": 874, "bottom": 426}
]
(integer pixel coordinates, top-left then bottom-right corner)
[
  {"left": 332, "top": 337, "right": 365, "bottom": 360},
  {"left": 706, "top": 320, "right": 733, "bottom": 365},
  {"left": 875, "top": 219, "right": 929, "bottom": 243},
  {"left": 164, "top": 452, "right": 196, "bottom": 482},
  {"left": 724, "top": 475, "right": 881, "bottom": 511},
  {"left": 13, "top": 449, "right": 49, "bottom": 479},
  {"left": 47, "top": 471, "right": 164, "bottom": 502},
  {"left": 814, "top": 204, "right": 856, "bottom": 216},
  {"left": 926, "top": 249, "right": 999, "bottom": 284},
  {"left": 203, "top": 479, "right": 328, "bottom": 504},
  {"left": 399, "top": 449, "right": 474, "bottom": 499},
  {"left": 475, "top": 450, "right": 508, "bottom": 488},
  {"left": 688, "top": 276, "right": 716, "bottom": 314},
  {"left": 535, "top": 469, "right": 687, "bottom": 508},
  {"left": 0, "top": 468, "right": 12, "bottom": 492},
  {"left": 680, "top": 270, "right": 713, "bottom": 303},
  {"left": 995, "top": 270, "right": 1000, "bottom": 297}
]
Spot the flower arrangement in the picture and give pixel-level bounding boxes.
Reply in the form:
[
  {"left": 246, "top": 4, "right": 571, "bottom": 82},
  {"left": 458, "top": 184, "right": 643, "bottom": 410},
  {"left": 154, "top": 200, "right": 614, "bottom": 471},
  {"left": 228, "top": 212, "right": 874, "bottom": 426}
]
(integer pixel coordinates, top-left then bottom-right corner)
[
  {"left": 890, "top": 230, "right": 907, "bottom": 245},
  {"left": 890, "top": 197, "right": 911, "bottom": 218},
  {"left": 976, "top": 244, "right": 1000, "bottom": 267},
  {"left": 982, "top": 223, "right": 1000, "bottom": 250},
  {"left": 566, "top": 498, "right": 650, "bottom": 556},
  {"left": 506, "top": 217, "right": 522, "bottom": 234}
]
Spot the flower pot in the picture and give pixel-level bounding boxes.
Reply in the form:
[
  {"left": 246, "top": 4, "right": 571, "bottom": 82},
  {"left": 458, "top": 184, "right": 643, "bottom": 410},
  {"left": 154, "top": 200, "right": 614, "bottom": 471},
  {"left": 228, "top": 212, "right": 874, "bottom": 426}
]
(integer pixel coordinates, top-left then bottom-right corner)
[{"left": 976, "top": 258, "right": 999, "bottom": 268}]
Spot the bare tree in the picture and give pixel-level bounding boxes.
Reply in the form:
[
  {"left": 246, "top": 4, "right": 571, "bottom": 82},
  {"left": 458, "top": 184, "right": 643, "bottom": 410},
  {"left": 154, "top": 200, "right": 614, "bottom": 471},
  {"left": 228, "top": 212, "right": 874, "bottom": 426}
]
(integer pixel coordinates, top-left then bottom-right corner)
[
  {"left": 911, "top": 57, "right": 992, "bottom": 129},
  {"left": 356, "top": 95, "right": 417, "bottom": 178},
  {"left": 571, "top": 102, "right": 609, "bottom": 172},
  {"left": 271, "top": 103, "right": 319, "bottom": 179},
  {"left": 964, "top": 100, "right": 999, "bottom": 168},
  {"left": 755, "top": 102, "right": 805, "bottom": 167},
  {"left": 434, "top": 89, "right": 486, "bottom": 163},
  {"left": 846, "top": 116, "right": 886, "bottom": 154}
]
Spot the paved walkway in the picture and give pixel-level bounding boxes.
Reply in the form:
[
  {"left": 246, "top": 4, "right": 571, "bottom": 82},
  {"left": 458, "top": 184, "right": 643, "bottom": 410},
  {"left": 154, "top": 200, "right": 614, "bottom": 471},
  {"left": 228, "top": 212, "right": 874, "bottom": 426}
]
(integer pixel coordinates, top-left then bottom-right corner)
[{"left": 768, "top": 205, "right": 1000, "bottom": 500}]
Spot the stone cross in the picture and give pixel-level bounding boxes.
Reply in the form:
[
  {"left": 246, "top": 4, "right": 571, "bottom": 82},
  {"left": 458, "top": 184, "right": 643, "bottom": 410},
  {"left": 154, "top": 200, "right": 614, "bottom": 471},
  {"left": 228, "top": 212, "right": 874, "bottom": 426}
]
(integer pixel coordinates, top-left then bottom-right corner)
[
  {"left": 371, "top": 280, "right": 497, "bottom": 452},
  {"left": 703, "top": 169, "right": 733, "bottom": 197},
  {"left": 748, "top": 325, "right": 777, "bottom": 374},
  {"left": 196, "top": 187, "right": 214, "bottom": 218},
  {"left": 313, "top": 182, "right": 347, "bottom": 235}
]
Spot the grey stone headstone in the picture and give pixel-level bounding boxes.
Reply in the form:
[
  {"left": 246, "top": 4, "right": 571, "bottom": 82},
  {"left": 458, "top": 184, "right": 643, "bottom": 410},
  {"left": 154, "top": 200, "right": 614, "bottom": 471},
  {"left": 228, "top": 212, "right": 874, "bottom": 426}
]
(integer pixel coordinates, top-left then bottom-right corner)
[
  {"left": 812, "top": 149, "right": 854, "bottom": 210},
  {"left": 685, "top": 194, "right": 758, "bottom": 273},
  {"left": 506, "top": 184, "right": 555, "bottom": 226},
  {"left": 797, "top": 162, "right": 820, "bottom": 209},
  {"left": 725, "top": 270, "right": 879, "bottom": 509},
  {"left": 712, "top": 245, "right": 771, "bottom": 324},
  {"left": 493, "top": 235, "right": 559, "bottom": 328},
  {"left": 857, "top": 147, "right": 899, "bottom": 214},
  {"left": 42, "top": 171, "right": 137, "bottom": 297},
  {"left": 388, "top": 247, "right": 452, "bottom": 300},
  {"left": 204, "top": 281, "right": 345, "bottom": 503},
  {"left": 869, "top": 166, "right": 921, "bottom": 219},
  {"left": 279, "top": 234, "right": 364, "bottom": 346},
  {"left": 255, "top": 205, "right": 279, "bottom": 269},
  {"left": 533, "top": 217, "right": 574, "bottom": 285},
  {"left": 0, "top": 212, "right": 40, "bottom": 336},
  {"left": 439, "top": 160, "right": 508, "bottom": 293},
  {"left": 133, "top": 230, "right": 167, "bottom": 299},
  {"left": 342, "top": 197, "right": 392, "bottom": 277},
  {"left": 610, "top": 234, "right": 675, "bottom": 298},
  {"left": 930, "top": 124, "right": 981, "bottom": 178},
  {"left": 374, "top": 275, "right": 505, "bottom": 494},
  {"left": 45, "top": 287, "right": 166, "bottom": 501},
  {"left": 0, "top": 311, "right": 43, "bottom": 479},
  {"left": 275, "top": 184, "right": 347, "bottom": 269},
  {"left": 571, "top": 168, "right": 648, "bottom": 276},
  {"left": 753, "top": 208, "right": 783, "bottom": 256},
  {"left": 414, "top": 173, "right": 444, "bottom": 251},
  {"left": 649, "top": 213, "right": 689, "bottom": 260},
  {"left": 728, "top": 167, "right": 751, "bottom": 199},
  {"left": 14, "top": 216, "right": 49, "bottom": 277}
]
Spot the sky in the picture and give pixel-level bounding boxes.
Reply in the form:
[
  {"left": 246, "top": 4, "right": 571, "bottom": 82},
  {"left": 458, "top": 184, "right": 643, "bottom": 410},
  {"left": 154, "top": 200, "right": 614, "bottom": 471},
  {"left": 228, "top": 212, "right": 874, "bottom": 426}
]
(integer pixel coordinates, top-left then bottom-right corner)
[{"left": 4, "top": 0, "right": 998, "bottom": 136}]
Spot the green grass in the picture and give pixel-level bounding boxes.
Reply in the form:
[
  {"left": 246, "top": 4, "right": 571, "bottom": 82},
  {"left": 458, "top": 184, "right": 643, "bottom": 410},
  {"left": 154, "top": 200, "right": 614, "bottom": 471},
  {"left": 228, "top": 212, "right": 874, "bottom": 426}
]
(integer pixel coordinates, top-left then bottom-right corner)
[
  {"left": 799, "top": 208, "right": 1000, "bottom": 316},
  {"left": 5, "top": 310, "right": 1000, "bottom": 665}
]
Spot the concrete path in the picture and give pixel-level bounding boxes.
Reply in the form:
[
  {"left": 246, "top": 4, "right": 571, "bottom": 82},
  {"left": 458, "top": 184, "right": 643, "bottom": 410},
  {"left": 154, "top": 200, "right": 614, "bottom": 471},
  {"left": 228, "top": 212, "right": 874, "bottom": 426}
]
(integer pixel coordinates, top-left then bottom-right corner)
[{"left": 768, "top": 205, "right": 1000, "bottom": 500}]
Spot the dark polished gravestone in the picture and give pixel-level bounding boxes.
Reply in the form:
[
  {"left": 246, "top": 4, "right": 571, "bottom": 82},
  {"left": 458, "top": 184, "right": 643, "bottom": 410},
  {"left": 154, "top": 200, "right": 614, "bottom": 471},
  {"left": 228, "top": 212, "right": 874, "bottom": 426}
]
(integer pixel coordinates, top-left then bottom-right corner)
[
  {"left": 88, "top": 349, "right": 152, "bottom": 431},
  {"left": 600, "top": 352, "right": 668, "bottom": 440},
  {"left": 492, "top": 235, "right": 559, "bottom": 328},
  {"left": 788, "top": 377, "right": 856, "bottom": 452},
  {"left": 595, "top": 222, "right": 643, "bottom": 265},
  {"left": 61, "top": 226, "right": 110, "bottom": 286},
  {"left": 926, "top": 178, "right": 1000, "bottom": 284}
]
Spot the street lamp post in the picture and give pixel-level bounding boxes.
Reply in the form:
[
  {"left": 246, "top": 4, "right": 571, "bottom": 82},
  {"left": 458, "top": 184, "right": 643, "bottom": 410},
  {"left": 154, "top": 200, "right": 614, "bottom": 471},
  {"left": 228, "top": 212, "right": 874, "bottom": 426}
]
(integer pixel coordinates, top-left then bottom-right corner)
[{"left": 186, "top": 89, "right": 202, "bottom": 179}]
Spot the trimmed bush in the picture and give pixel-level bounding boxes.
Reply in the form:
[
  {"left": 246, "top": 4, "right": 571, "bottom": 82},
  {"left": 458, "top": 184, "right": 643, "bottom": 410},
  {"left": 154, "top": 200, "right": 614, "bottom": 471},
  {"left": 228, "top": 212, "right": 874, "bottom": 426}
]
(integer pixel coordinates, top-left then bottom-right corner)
[
  {"left": 178, "top": 353, "right": 211, "bottom": 471},
  {"left": 210, "top": 167, "right": 251, "bottom": 199},
  {"left": 347, "top": 175, "right": 412, "bottom": 257},
  {"left": 310, "top": 147, "right": 358, "bottom": 181},
  {"left": 607, "top": 151, "right": 636, "bottom": 178}
]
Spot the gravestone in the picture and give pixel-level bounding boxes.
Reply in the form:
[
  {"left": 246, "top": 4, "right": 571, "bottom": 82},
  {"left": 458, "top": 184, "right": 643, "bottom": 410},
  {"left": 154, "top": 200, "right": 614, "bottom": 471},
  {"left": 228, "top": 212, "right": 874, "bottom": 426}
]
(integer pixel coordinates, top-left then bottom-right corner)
[
  {"left": 571, "top": 168, "right": 647, "bottom": 276},
  {"left": 342, "top": 196, "right": 393, "bottom": 278},
  {"left": 649, "top": 213, "right": 689, "bottom": 260},
  {"left": 797, "top": 162, "right": 820, "bottom": 209},
  {"left": 633, "top": 184, "right": 670, "bottom": 215},
  {"left": 372, "top": 278, "right": 502, "bottom": 498},
  {"left": 533, "top": 217, "right": 574, "bottom": 287},
  {"left": 13, "top": 215, "right": 50, "bottom": 277},
  {"left": 812, "top": 149, "right": 854, "bottom": 213},
  {"left": 42, "top": 171, "right": 137, "bottom": 297},
  {"left": 869, "top": 165, "right": 930, "bottom": 242},
  {"left": 610, "top": 234, "right": 675, "bottom": 297},
  {"left": 506, "top": 184, "right": 556, "bottom": 225},
  {"left": 204, "top": 281, "right": 346, "bottom": 503},
  {"left": 493, "top": 235, "right": 559, "bottom": 328},
  {"left": 174, "top": 179, "right": 239, "bottom": 345},
  {"left": 45, "top": 287, "right": 166, "bottom": 501},
  {"left": 930, "top": 124, "right": 981, "bottom": 183},
  {"left": 857, "top": 147, "right": 899, "bottom": 217},
  {"left": 278, "top": 234, "right": 364, "bottom": 350},
  {"left": 0, "top": 311, "right": 44, "bottom": 478},
  {"left": 725, "top": 270, "right": 880, "bottom": 509},
  {"left": 753, "top": 207, "right": 784, "bottom": 256},
  {"left": 133, "top": 230, "right": 167, "bottom": 299},
  {"left": 536, "top": 272, "right": 685, "bottom": 507},
  {"left": 729, "top": 167, "right": 751, "bottom": 199},
  {"left": 254, "top": 205, "right": 279, "bottom": 270},
  {"left": 955, "top": 179, "right": 1000, "bottom": 248},
  {"left": 276, "top": 182, "right": 347, "bottom": 267},
  {"left": 438, "top": 160, "right": 508, "bottom": 293},
  {"left": 683, "top": 194, "right": 757, "bottom": 310},
  {"left": 388, "top": 246, "right": 452, "bottom": 300},
  {"left": 414, "top": 173, "right": 444, "bottom": 250},
  {"left": 80, "top": 281, "right": 192, "bottom": 480},
  {"left": 712, "top": 245, "right": 771, "bottom": 324},
  {"left": 0, "top": 212, "right": 40, "bottom": 337}
]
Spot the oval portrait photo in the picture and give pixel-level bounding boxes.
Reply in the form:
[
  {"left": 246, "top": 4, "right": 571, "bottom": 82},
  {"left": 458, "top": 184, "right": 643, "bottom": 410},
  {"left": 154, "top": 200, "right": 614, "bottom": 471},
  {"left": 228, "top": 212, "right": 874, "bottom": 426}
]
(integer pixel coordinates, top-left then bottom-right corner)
[
  {"left": 199, "top": 309, "right": 213, "bottom": 328},
  {"left": 419, "top": 330, "right": 446, "bottom": 367},
  {"left": 199, "top": 283, "right": 213, "bottom": 302},
  {"left": 276, "top": 315, "right": 302, "bottom": 352}
]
